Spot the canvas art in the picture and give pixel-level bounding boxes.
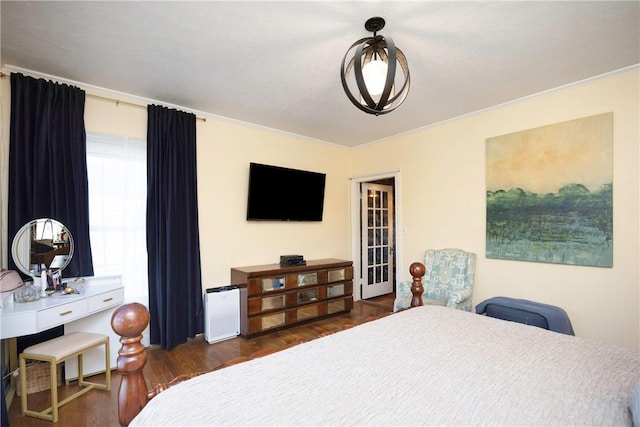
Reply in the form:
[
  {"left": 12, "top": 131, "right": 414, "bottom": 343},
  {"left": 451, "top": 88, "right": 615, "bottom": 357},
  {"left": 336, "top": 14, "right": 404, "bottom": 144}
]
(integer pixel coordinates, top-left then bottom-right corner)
[{"left": 486, "top": 112, "right": 613, "bottom": 267}]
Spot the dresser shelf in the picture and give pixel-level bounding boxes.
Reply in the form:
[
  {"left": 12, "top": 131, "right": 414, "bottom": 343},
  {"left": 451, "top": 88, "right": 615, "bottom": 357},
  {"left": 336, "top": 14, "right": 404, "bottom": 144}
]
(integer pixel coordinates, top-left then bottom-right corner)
[{"left": 231, "top": 259, "right": 353, "bottom": 337}]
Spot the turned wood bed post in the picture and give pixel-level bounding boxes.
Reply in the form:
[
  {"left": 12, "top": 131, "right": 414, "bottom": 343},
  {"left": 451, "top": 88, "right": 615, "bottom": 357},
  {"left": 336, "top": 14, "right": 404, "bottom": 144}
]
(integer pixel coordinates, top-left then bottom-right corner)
[
  {"left": 409, "top": 262, "right": 426, "bottom": 307},
  {"left": 111, "top": 303, "right": 150, "bottom": 426}
]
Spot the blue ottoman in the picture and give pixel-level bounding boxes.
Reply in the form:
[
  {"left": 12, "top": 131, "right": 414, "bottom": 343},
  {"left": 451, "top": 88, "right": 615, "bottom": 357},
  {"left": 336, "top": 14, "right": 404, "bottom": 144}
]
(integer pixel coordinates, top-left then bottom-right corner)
[
  {"left": 484, "top": 304, "right": 549, "bottom": 330},
  {"left": 476, "top": 297, "right": 574, "bottom": 335}
]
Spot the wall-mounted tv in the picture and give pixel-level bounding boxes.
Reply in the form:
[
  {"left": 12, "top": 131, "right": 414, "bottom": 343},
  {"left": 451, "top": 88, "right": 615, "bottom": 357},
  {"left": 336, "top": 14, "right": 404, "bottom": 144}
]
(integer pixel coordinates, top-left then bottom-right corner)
[{"left": 246, "top": 162, "right": 326, "bottom": 221}]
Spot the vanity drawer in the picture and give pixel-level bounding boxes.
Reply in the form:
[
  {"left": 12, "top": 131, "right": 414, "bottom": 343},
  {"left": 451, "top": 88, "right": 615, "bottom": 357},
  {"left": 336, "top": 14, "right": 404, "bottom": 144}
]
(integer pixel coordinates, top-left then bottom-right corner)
[
  {"left": 38, "top": 300, "right": 88, "bottom": 330},
  {"left": 88, "top": 288, "right": 124, "bottom": 313}
]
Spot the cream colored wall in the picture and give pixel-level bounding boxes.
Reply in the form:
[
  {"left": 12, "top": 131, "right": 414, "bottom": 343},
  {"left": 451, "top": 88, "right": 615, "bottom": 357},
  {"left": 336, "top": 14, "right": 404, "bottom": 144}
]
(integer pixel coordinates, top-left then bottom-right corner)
[
  {"left": 85, "top": 101, "right": 352, "bottom": 289},
  {"left": 196, "top": 120, "right": 351, "bottom": 287},
  {"left": 2, "top": 68, "right": 637, "bottom": 350},
  {"left": 351, "top": 68, "right": 640, "bottom": 350},
  {"left": 1, "top": 77, "right": 352, "bottom": 291}
]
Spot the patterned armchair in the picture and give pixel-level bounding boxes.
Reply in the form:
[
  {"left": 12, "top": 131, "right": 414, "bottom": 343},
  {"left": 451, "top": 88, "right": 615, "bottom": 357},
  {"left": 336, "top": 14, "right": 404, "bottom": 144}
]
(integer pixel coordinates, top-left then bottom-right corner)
[{"left": 393, "top": 248, "right": 477, "bottom": 312}]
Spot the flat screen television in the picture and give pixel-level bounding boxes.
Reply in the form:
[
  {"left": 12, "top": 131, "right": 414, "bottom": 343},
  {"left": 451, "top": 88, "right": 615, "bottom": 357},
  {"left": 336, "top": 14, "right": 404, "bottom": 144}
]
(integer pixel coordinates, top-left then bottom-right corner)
[{"left": 246, "top": 162, "right": 326, "bottom": 221}]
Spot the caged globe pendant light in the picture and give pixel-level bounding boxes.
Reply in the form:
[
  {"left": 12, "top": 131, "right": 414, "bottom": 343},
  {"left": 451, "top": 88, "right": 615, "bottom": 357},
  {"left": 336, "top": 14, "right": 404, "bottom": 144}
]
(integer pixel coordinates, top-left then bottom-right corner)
[{"left": 340, "top": 17, "right": 410, "bottom": 115}]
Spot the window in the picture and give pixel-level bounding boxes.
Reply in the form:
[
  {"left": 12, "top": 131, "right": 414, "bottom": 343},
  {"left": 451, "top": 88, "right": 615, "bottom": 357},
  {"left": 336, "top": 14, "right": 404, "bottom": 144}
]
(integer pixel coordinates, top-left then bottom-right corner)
[{"left": 86, "top": 133, "right": 148, "bottom": 305}]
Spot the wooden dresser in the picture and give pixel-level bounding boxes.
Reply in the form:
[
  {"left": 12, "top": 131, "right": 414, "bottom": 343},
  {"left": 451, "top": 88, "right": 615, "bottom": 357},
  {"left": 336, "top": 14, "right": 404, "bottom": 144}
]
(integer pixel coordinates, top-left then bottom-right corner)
[{"left": 231, "top": 259, "right": 353, "bottom": 337}]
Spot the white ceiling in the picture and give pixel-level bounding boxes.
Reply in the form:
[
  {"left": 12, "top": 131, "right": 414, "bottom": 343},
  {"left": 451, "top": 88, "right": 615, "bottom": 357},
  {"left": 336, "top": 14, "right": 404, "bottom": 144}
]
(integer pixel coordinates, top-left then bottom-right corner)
[{"left": 1, "top": 1, "right": 639, "bottom": 147}]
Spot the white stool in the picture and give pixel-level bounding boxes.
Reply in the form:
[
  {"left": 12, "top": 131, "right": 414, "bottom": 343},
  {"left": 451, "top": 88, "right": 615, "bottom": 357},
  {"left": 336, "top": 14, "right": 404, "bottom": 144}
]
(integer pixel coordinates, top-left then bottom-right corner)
[{"left": 19, "top": 331, "right": 111, "bottom": 422}]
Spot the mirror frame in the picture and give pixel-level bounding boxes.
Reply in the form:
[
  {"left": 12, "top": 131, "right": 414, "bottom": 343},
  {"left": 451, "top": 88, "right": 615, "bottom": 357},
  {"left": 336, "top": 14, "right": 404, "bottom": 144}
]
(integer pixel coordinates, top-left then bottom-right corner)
[{"left": 11, "top": 218, "right": 75, "bottom": 276}]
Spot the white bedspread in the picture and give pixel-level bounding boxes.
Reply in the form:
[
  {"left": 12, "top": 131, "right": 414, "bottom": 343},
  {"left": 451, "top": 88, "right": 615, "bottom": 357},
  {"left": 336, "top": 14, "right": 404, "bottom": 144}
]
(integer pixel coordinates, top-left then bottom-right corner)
[{"left": 132, "top": 306, "right": 639, "bottom": 426}]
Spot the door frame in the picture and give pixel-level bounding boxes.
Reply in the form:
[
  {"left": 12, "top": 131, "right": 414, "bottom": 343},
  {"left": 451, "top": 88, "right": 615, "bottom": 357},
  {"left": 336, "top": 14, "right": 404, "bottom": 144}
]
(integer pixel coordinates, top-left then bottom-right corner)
[{"left": 350, "top": 170, "right": 403, "bottom": 302}]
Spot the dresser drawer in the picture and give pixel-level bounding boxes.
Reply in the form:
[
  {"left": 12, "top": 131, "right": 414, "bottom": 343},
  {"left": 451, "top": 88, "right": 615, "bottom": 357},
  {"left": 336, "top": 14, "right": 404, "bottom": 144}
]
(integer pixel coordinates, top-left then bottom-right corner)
[
  {"left": 88, "top": 288, "right": 124, "bottom": 313},
  {"left": 234, "top": 260, "right": 353, "bottom": 338},
  {"left": 38, "top": 300, "right": 88, "bottom": 330}
]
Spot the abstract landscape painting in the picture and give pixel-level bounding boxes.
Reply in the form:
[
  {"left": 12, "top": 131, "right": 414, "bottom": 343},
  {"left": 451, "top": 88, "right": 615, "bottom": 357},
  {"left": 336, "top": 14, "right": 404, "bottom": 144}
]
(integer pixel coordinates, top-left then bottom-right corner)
[{"left": 486, "top": 113, "right": 613, "bottom": 267}]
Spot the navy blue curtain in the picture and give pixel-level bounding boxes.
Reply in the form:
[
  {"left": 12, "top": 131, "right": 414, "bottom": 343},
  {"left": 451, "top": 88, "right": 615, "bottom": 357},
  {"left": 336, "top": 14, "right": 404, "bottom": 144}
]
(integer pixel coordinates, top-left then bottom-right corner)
[
  {"left": 147, "top": 104, "right": 203, "bottom": 349},
  {"left": 7, "top": 73, "right": 93, "bottom": 278}
]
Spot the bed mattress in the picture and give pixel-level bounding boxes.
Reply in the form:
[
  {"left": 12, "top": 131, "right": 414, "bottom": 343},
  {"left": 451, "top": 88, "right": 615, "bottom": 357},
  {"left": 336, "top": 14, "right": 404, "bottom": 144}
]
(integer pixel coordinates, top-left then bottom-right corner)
[{"left": 131, "top": 305, "right": 639, "bottom": 426}]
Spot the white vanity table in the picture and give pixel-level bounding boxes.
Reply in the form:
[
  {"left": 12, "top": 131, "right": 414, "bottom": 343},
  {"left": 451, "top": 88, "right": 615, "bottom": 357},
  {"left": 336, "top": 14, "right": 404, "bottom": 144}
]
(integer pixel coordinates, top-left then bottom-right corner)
[
  {"left": 1, "top": 276, "right": 123, "bottom": 339},
  {"left": 1, "top": 275, "right": 124, "bottom": 386},
  {"left": 2, "top": 218, "right": 126, "bottom": 409}
]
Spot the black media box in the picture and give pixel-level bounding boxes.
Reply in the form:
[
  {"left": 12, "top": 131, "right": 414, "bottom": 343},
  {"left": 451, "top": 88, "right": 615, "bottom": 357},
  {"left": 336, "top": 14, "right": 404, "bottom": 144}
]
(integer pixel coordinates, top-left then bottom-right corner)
[{"left": 280, "top": 255, "right": 306, "bottom": 266}]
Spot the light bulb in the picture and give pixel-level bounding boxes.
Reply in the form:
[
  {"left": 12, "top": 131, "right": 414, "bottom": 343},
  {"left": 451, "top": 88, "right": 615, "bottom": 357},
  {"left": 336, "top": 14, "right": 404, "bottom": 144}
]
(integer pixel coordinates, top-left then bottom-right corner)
[{"left": 362, "top": 59, "right": 388, "bottom": 96}]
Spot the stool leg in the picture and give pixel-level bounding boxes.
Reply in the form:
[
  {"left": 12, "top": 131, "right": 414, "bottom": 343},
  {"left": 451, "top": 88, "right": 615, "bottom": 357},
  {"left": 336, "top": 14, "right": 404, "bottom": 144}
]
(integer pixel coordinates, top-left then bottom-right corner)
[
  {"left": 78, "top": 353, "right": 84, "bottom": 386},
  {"left": 104, "top": 338, "right": 111, "bottom": 391},
  {"left": 19, "top": 355, "right": 28, "bottom": 416},
  {"left": 50, "top": 360, "right": 59, "bottom": 423}
]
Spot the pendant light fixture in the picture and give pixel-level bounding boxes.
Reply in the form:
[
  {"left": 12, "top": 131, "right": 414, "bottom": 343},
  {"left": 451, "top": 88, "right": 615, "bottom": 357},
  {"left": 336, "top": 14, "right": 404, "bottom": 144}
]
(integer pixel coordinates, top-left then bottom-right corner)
[{"left": 340, "top": 17, "right": 410, "bottom": 115}]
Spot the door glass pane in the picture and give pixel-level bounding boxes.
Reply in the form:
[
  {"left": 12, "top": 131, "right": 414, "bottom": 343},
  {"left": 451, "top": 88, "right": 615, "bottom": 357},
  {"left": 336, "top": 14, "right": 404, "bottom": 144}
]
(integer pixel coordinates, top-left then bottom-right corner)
[
  {"left": 368, "top": 267, "right": 374, "bottom": 285},
  {"left": 382, "top": 191, "right": 388, "bottom": 208},
  {"left": 367, "top": 190, "right": 374, "bottom": 208}
]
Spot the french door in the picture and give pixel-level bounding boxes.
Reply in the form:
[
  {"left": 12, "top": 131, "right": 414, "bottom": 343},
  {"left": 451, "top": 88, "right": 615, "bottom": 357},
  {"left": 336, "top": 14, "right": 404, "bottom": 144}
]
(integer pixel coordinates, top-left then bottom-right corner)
[{"left": 360, "top": 183, "right": 394, "bottom": 299}]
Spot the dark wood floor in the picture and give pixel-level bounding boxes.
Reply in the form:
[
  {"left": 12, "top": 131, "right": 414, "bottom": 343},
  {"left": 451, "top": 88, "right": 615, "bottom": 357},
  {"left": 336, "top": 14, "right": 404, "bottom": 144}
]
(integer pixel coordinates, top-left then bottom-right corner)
[{"left": 8, "top": 295, "right": 394, "bottom": 427}]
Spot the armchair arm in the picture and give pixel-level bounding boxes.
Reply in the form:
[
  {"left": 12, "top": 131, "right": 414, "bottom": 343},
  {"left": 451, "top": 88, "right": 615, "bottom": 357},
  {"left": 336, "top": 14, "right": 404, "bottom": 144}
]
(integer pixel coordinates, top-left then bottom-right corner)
[
  {"left": 396, "top": 280, "right": 413, "bottom": 296},
  {"left": 447, "top": 287, "right": 472, "bottom": 307},
  {"left": 393, "top": 280, "right": 413, "bottom": 312},
  {"left": 397, "top": 278, "right": 430, "bottom": 297}
]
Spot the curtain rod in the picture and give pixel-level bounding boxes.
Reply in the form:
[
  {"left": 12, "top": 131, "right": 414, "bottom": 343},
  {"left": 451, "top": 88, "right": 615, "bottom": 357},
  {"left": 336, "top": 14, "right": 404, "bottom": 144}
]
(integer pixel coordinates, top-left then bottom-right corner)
[
  {"left": 0, "top": 71, "right": 206, "bottom": 122},
  {"left": 88, "top": 93, "right": 206, "bottom": 122}
]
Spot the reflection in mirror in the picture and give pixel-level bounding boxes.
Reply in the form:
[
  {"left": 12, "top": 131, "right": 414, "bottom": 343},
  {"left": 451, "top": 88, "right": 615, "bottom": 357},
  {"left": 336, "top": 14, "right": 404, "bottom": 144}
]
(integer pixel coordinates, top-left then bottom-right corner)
[{"left": 11, "top": 218, "right": 75, "bottom": 276}]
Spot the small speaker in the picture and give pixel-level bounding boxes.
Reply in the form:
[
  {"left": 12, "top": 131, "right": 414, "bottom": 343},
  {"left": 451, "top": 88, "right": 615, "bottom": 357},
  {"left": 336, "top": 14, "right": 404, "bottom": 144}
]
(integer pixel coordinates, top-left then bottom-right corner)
[{"left": 280, "top": 255, "right": 305, "bottom": 266}]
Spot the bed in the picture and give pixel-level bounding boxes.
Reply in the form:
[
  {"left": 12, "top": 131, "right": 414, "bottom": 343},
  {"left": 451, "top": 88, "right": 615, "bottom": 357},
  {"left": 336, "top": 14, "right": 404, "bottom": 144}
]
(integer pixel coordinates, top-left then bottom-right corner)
[{"left": 111, "top": 262, "right": 640, "bottom": 426}]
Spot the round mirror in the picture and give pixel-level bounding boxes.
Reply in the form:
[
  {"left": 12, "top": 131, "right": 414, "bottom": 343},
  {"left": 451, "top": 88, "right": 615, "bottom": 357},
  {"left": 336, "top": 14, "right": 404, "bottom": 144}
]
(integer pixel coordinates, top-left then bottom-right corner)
[{"left": 11, "top": 218, "right": 75, "bottom": 276}]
